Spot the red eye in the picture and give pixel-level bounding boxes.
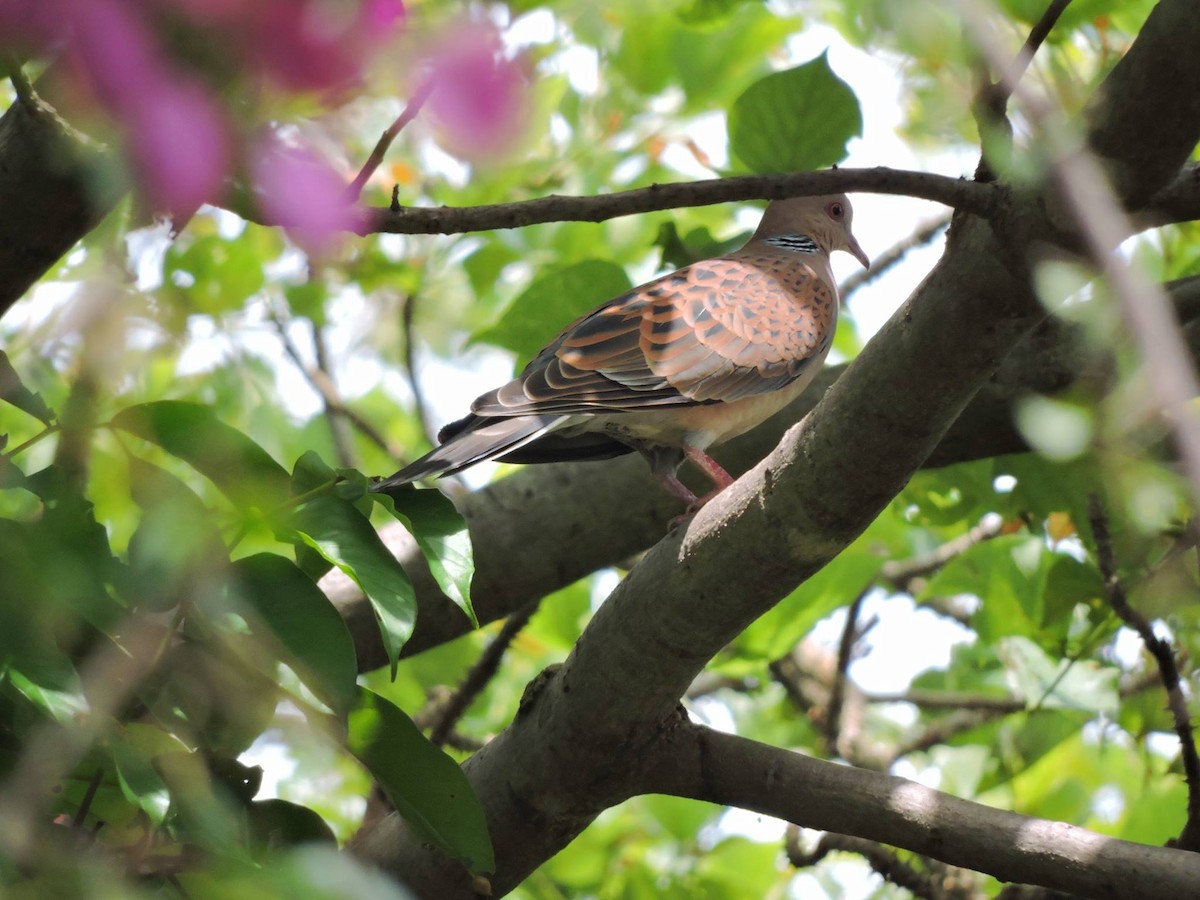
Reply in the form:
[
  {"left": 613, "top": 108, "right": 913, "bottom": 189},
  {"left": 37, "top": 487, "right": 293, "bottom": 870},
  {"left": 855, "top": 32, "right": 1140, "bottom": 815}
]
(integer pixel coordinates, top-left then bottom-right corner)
[{"left": 827, "top": 202, "right": 844, "bottom": 219}]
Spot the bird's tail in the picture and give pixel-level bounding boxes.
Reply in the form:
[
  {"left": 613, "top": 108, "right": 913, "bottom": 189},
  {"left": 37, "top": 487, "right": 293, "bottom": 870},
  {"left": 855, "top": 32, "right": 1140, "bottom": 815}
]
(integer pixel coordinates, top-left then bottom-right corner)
[{"left": 373, "top": 413, "right": 565, "bottom": 492}]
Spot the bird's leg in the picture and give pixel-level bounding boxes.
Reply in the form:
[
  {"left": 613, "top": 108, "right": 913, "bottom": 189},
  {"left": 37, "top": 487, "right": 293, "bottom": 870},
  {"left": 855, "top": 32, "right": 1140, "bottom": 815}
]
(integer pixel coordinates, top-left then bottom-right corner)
[
  {"left": 683, "top": 446, "right": 735, "bottom": 494},
  {"left": 655, "top": 472, "right": 702, "bottom": 508}
]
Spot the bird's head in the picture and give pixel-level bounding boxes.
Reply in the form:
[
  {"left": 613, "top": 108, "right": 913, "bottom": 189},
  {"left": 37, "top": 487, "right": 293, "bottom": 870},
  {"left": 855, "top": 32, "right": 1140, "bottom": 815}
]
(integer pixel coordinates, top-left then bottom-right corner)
[{"left": 756, "top": 193, "right": 870, "bottom": 270}]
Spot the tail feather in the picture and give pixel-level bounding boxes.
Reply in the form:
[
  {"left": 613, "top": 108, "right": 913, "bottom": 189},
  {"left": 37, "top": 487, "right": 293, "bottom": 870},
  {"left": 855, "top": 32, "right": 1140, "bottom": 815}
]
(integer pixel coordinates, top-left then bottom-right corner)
[{"left": 373, "top": 414, "right": 565, "bottom": 491}]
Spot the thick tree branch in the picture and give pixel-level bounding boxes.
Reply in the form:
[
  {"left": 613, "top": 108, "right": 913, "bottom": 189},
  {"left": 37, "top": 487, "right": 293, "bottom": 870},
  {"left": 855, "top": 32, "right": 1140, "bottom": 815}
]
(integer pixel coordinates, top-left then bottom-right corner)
[
  {"left": 1083, "top": 0, "right": 1200, "bottom": 206},
  {"left": 0, "top": 92, "right": 121, "bottom": 316},
  {"left": 351, "top": 8, "right": 1200, "bottom": 887},
  {"left": 642, "top": 723, "right": 1200, "bottom": 900}
]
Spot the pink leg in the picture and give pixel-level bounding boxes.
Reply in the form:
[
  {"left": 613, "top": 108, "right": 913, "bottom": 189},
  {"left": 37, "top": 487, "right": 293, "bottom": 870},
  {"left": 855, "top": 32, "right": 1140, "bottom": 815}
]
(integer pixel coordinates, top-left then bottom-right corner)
[
  {"left": 659, "top": 448, "right": 737, "bottom": 526},
  {"left": 684, "top": 446, "right": 734, "bottom": 491}
]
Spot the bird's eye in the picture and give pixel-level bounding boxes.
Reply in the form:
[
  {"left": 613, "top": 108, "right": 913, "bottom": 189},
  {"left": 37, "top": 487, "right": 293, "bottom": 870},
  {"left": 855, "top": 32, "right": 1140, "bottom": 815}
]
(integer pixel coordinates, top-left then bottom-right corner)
[{"left": 827, "top": 202, "right": 844, "bottom": 219}]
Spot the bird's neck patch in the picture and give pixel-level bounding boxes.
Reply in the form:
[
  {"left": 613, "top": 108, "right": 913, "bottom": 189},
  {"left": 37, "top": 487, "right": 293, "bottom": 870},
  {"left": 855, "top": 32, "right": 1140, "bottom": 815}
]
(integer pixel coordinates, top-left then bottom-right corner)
[{"left": 762, "top": 234, "right": 819, "bottom": 253}]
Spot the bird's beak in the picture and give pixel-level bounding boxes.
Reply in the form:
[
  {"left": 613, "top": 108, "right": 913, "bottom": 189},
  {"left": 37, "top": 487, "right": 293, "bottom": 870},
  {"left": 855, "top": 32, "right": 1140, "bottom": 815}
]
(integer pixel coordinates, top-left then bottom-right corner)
[{"left": 847, "top": 235, "right": 870, "bottom": 270}]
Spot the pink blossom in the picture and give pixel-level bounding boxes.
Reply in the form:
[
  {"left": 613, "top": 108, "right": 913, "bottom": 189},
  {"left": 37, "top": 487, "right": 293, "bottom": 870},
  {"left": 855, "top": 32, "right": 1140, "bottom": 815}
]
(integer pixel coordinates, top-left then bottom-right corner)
[
  {"left": 247, "top": 0, "right": 405, "bottom": 93},
  {"left": 126, "top": 78, "right": 231, "bottom": 218},
  {"left": 252, "top": 138, "right": 363, "bottom": 254},
  {"left": 425, "top": 21, "right": 530, "bottom": 163}
]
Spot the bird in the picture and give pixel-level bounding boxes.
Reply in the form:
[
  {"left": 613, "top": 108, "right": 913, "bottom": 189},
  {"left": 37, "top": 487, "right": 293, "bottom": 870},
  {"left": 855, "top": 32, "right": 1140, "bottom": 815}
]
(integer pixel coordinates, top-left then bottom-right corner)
[{"left": 375, "top": 194, "right": 869, "bottom": 512}]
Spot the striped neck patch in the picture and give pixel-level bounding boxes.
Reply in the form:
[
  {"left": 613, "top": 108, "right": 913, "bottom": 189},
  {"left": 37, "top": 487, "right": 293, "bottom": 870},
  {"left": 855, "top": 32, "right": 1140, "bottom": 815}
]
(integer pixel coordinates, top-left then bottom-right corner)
[{"left": 762, "top": 234, "right": 819, "bottom": 253}]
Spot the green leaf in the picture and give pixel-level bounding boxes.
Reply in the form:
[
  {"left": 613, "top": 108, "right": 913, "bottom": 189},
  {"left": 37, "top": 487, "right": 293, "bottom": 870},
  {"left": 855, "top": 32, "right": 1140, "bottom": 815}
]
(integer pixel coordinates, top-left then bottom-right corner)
[
  {"left": 472, "top": 260, "right": 633, "bottom": 368},
  {"left": 346, "top": 688, "right": 494, "bottom": 875},
  {"left": 232, "top": 554, "right": 358, "bottom": 715},
  {"left": 728, "top": 52, "right": 862, "bottom": 174},
  {"left": 287, "top": 497, "right": 416, "bottom": 676},
  {"left": 997, "top": 636, "right": 1120, "bottom": 715},
  {"left": 378, "top": 488, "right": 476, "bottom": 626},
  {"left": 163, "top": 233, "right": 268, "bottom": 316},
  {"left": 111, "top": 736, "right": 172, "bottom": 825},
  {"left": 735, "top": 548, "right": 882, "bottom": 659},
  {"left": 922, "top": 535, "right": 1047, "bottom": 643},
  {"left": 246, "top": 799, "right": 337, "bottom": 855},
  {"left": 111, "top": 401, "right": 291, "bottom": 512},
  {"left": 0, "top": 351, "right": 54, "bottom": 424}
]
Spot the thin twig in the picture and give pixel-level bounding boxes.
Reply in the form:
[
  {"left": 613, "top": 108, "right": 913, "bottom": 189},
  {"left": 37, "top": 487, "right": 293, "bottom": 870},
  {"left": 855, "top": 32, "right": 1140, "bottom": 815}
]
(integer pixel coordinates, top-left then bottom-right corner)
[
  {"left": 881, "top": 516, "right": 1005, "bottom": 593},
  {"left": 347, "top": 78, "right": 435, "bottom": 201},
  {"left": 826, "top": 589, "right": 871, "bottom": 755},
  {"left": 868, "top": 670, "right": 1160, "bottom": 713},
  {"left": 786, "top": 827, "right": 970, "bottom": 900},
  {"left": 991, "top": 0, "right": 1074, "bottom": 114},
  {"left": 1088, "top": 495, "right": 1200, "bottom": 850},
  {"left": 312, "top": 326, "right": 356, "bottom": 468},
  {"left": 429, "top": 602, "right": 540, "bottom": 748},
  {"left": 271, "top": 307, "right": 398, "bottom": 458},
  {"left": 3, "top": 58, "right": 36, "bottom": 108},
  {"left": 400, "top": 293, "right": 436, "bottom": 446},
  {"left": 972, "top": 0, "right": 1073, "bottom": 181},
  {"left": 72, "top": 768, "right": 105, "bottom": 830},
  {"left": 840, "top": 215, "right": 950, "bottom": 302}
]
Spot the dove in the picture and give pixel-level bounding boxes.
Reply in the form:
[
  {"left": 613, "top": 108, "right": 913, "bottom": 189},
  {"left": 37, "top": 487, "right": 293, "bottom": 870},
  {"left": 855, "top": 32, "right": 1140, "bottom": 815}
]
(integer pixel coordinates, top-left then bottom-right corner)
[{"left": 376, "top": 194, "right": 869, "bottom": 511}]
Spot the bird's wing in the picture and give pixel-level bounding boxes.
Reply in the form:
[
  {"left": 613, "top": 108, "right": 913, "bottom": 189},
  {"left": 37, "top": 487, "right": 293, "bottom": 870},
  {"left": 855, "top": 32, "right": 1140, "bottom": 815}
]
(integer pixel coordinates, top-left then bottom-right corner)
[{"left": 473, "top": 250, "right": 837, "bottom": 418}]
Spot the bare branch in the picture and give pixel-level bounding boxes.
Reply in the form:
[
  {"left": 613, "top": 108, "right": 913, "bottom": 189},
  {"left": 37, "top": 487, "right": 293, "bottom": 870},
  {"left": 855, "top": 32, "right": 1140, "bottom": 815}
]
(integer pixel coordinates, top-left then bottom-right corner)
[
  {"left": 1089, "top": 495, "right": 1200, "bottom": 851},
  {"left": 882, "top": 516, "right": 1005, "bottom": 593},
  {"left": 400, "top": 292, "right": 437, "bottom": 447},
  {"left": 429, "top": 603, "right": 539, "bottom": 749},
  {"left": 785, "top": 827, "right": 980, "bottom": 900},
  {"left": 642, "top": 723, "right": 1200, "bottom": 899},
  {"left": 347, "top": 78, "right": 434, "bottom": 201},
  {"left": 355, "top": 168, "right": 1002, "bottom": 236},
  {"left": 840, "top": 215, "right": 950, "bottom": 302},
  {"left": 826, "top": 589, "right": 871, "bottom": 755}
]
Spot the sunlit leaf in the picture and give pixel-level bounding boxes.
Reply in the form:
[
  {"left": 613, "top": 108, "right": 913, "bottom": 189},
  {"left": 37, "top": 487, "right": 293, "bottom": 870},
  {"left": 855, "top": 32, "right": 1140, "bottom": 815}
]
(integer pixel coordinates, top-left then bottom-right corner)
[
  {"left": 112, "top": 401, "right": 291, "bottom": 512},
  {"left": 287, "top": 497, "right": 416, "bottom": 676},
  {"left": 377, "top": 487, "right": 476, "bottom": 626},
  {"left": 472, "top": 260, "right": 633, "bottom": 368},
  {"left": 728, "top": 52, "right": 862, "bottom": 174}
]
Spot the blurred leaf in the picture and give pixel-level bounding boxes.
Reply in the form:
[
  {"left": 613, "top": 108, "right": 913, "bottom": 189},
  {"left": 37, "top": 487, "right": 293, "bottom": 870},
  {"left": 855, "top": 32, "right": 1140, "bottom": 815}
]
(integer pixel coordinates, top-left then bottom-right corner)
[
  {"left": 378, "top": 487, "right": 476, "bottom": 626},
  {"left": 246, "top": 798, "right": 337, "bottom": 855},
  {"left": 288, "top": 497, "right": 416, "bottom": 676},
  {"left": 346, "top": 688, "right": 494, "bottom": 875},
  {"left": 0, "top": 351, "right": 54, "bottom": 425},
  {"left": 728, "top": 52, "right": 862, "bottom": 174},
  {"left": 923, "top": 536, "right": 1047, "bottom": 643},
  {"left": 163, "top": 233, "right": 268, "bottom": 315},
  {"left": 232, "top": 554, "right": 358, "bottom": 715},
  {"left": 654, "top": 222, "right": 750, "bottom": 270},
  {"left": 998, "top": 636, "right": 1120, "bottom": 715},
  {"left": 735, "top": 548, "right": 882, "bottom": 659},
  {"left": 112, "top": 401, "right": 291, "bottom": 512},
  {"left": 473, "top": 260, "right": 633, "bottom": 368},
  {"left": 111, "top": 735, "right": 172, "bottom": 825}
]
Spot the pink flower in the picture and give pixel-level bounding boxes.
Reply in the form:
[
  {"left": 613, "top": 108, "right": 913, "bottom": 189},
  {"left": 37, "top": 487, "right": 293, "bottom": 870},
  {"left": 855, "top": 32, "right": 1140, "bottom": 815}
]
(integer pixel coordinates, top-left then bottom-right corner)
[
  {"left": 252, "top": 138, "right": 364, "bottom": 254},
  {"left": 126, "top": 78, "right": 231, "bottom": 219},
  {"left": 425, "top": 20, "right": 531, "bottom": 163},
  {"left": 247, "top": 0, "right": 405, "bottom": 93}
]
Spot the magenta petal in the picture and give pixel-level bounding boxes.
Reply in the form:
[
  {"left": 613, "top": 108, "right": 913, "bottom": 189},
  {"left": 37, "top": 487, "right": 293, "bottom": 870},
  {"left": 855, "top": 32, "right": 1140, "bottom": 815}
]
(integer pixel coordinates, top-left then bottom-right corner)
[
  {"left": 252, "top": 140, "right": 362, "bottom": 253},
  {"left": 426, "top": 21, "right": 530, "bottom": 163},
  {"left": 128, "top": 79, "right": 230, "bottom": 216}
]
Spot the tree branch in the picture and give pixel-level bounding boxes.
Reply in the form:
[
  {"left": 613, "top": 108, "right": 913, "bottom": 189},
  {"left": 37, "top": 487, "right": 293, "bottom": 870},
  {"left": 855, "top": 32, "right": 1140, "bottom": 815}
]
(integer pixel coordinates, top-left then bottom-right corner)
[
  {"left": 1089, "top": 495, "right": 1200, "bottom": 851},
  {"left": 641, "top": 723, "right": 1200, "bottom": 900}
]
